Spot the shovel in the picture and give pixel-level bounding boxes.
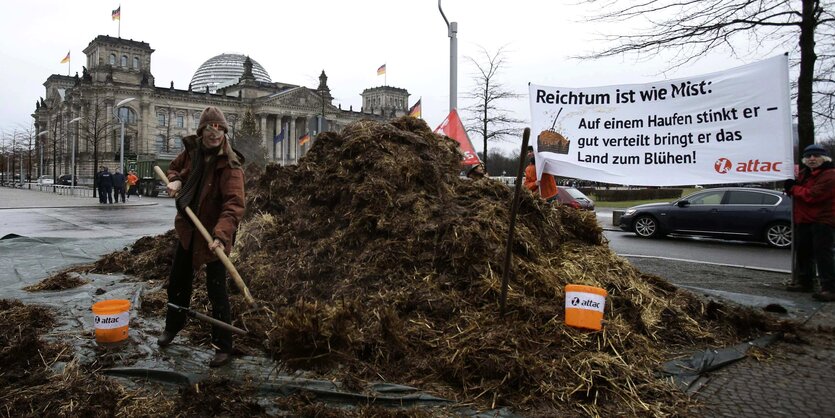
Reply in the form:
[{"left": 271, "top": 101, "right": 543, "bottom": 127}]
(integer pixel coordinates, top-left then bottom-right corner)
[
  {"left": 167, "top": 303, "right": 248, "bottom": 335},
  {"left": 154, "top": 166, "right": 258, "bottom": 309}
]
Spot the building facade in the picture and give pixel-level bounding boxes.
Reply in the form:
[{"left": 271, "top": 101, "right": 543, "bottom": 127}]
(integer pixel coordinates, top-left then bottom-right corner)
[{"left": 32, "top": 35, "right": 411, "bottom": 180}]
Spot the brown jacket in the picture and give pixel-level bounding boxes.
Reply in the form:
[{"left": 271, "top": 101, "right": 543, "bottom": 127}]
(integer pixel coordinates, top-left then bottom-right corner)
[{"left": 167, "top": 135, "right": 245, "bottom": 268}]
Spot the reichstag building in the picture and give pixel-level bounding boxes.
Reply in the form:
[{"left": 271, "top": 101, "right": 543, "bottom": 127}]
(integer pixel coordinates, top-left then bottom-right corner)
[{"left": 32, "top": 35, "right": 411, "bottom": 180}]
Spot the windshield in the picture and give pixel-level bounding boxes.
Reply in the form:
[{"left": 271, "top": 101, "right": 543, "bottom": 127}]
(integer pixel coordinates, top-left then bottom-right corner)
[{"left": 563, "top": 188, "right": 588, "bottom": 199}]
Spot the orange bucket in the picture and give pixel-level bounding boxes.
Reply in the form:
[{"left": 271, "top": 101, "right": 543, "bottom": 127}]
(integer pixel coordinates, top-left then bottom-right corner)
[
  {"left": 92, "top": 299, "right": 131, "bottom": 343},
  {"left": 565, "top": 285, "right": 607, "bottom": 331}
]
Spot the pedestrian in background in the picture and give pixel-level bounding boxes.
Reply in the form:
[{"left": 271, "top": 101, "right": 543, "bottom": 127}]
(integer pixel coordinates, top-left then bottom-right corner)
[
  {"left": 466, "top": 162, "right": 488, "bottom": 180},
  {"left": 126, "top": 170, "right": 139, "bottom": 200},
  {"left": 112, "top": 169, "right": 126, "bottom": 203},
  {"left": 524, "top": 146, "right": 557, "bottom": 203},
  {"left": 157, "top": 106, "right": 246, "bottom": 368},
  {"left": 784, "top": 144, "right": 835, "bottom": 302},
  {"left": 96, "top": 166, "right": 114, "bottom": 204}
]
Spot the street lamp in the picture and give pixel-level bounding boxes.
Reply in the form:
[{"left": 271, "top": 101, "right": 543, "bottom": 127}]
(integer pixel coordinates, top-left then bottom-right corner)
[
  {"left": 37, "top": 131, "right": 47, "bottom": 178},
  {"left": 438, "top": 0, "right": 458, "bottom": 112},
  {"left": 68, "top": 117, "right": 82, "bottom": 189},
  {"left": 113, "top": 97, "right": 136, "bottom": 173}
]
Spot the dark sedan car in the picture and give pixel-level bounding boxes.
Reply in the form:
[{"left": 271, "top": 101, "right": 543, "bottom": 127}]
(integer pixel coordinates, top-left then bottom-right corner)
[{"left": 619, "top": 187, "right": 792, "bottom": 248}]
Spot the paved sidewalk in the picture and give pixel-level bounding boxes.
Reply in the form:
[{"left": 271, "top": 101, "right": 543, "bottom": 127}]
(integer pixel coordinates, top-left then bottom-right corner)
[
  {"left": 692, "top": 302, "right": 835, "bottom": 417},
  {"left": 0, "top": 186, "right": 158, "bottom": 209}
]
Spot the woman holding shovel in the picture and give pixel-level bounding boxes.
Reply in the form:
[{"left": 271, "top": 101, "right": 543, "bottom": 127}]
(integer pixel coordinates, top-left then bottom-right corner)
[{"left": 157, "top": 106, "right": 246, "bottom": 368}]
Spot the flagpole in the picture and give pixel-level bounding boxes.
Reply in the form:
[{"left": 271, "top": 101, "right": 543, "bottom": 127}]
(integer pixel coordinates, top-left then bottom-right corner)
[
  {"left": 67, "top": 56, "right": 70, "bottom": 76},
  {"left": 118, "top": 14, "right": 121, "bottom": 38}
]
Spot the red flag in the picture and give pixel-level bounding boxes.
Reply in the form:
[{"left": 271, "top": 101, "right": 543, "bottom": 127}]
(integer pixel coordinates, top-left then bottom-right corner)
[{"left": 434, "top": 109, "right": 480, "bottom": 165}]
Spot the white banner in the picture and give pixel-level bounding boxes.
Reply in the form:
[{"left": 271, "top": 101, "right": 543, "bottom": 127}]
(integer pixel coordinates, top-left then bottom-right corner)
[{"left": 529, "top": 55, "right": 793, "bottom": 186}]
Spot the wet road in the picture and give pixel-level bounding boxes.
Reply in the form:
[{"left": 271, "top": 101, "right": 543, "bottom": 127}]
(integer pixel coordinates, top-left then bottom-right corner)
[
  {"left": 0, "top": 198, "right": 176, "bottom": 240},
  {"left": 604, "top": 230, "right": 791, "bottom": 271},
  {"left": 596, "top": 209, "right": 791, "bottom": 271}
]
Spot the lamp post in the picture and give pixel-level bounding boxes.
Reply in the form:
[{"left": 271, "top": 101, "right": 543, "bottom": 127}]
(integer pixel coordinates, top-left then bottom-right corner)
[
  {"left": 113, "top": 97, "right": 136, "bottom": 174},
  {"left": 37, "top": 131, "right": 47, "bottom": 178},
  {"left": 68, "top": 117, "right": 82, "bottom": 189},
  {"left": 438, "top": 0, "right": 458, "bottom": 112}
]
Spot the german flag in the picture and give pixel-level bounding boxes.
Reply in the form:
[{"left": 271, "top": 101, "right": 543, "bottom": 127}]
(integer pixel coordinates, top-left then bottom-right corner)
[
  {"left": 376, "top": 64, "right": 386, "bottom": 76},
  {"left": 299, "top": 132, "right": 311, "bottom": 146},
  {"left": 112, "top": 6, "right": 121, "bottom": 21},
  {"left": 408, "top": 99, "right": 421, "bottom": 118},
  {"left": 60, "top": 51, "right": 70, "bottom": 64}
]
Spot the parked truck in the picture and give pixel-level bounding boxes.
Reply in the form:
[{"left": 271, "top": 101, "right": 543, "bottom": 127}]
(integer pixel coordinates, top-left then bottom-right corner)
[{"left": 134, "top": 153, "right": 178, "bottom": 197}]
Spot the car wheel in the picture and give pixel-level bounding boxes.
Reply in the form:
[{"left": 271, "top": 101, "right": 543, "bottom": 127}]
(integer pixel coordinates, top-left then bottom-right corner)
[
  {"left": 633, "top": 215, "right": 661, "bottom": 238},
  {"left": 765, "top": 222, "right": 792, "bottom": 249}
]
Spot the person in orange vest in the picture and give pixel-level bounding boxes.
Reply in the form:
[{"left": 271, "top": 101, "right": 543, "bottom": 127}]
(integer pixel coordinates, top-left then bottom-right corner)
[
  {"left": 126, "top": 170, "right": 139, "bottom": 200},
  {"left": 524, "top": 146, "right": 557, "bottom": 202}
]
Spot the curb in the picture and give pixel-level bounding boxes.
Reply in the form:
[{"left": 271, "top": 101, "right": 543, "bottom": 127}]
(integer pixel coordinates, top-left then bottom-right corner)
[{"left": 618, "top": 253, "right": 792, "bottom": 274}]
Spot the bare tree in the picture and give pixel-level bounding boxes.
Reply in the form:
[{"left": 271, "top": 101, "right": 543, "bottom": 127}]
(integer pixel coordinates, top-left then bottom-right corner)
[
  {"left": 80, "top": 96, "right": 119, "bottom": 196},
  {"left": 0, "top": 131, "right": 14, "bottom": 184},
  {"left": 155, "top": 101, "right": 177, "bottom": 153},
  {"left": 0, "top": 129, "right": 10, "bottom": 183},
  {"left": 233, "top": 110, "right": 266, "bottom": 169},
  {"left": 17, "top": 124, "right": 38, "bottom": 181},
  {"left": 819, "top": 135, "right": 835, "bottom": 154},
  {"left": 48, "top": 113, "right": 63, "bottom": 181},
  {"left": 580, "top": 0, "right": 835, "bottom": 159},
  {"left": 463, "top": 46, "right": 524, "bottom": 170}
]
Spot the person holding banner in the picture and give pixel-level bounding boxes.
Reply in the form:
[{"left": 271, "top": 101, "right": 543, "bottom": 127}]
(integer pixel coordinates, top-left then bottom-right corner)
[
  {"left": 524, "top": 147, "right": 557, "bottom": 202},
  {"left": 784, "top": 144, "right": 835, "bottom": 301}
]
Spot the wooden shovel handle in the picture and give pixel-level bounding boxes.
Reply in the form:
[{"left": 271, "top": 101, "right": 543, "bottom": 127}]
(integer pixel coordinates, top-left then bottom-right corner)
[{"left": 154, "top": 166, "right": 256, "bottom": 306}]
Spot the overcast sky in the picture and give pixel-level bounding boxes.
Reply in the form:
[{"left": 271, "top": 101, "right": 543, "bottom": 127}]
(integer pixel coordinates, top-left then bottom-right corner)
[{"left": 0, "top": 0, "right": 789, "bottom": 155}]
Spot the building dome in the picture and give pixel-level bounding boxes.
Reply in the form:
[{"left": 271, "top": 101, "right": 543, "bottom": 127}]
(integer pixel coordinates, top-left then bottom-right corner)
[{"left": 190, "top": 53, "right": 271, "bottom": 93}]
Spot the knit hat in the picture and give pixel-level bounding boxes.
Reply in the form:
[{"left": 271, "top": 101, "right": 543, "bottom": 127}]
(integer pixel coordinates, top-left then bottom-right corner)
[
  {"left": 466, "top": 164, "right": 483, "bottom": 177},
  {"left": 197, "top": 106, "right": 228, "bottom": 136},
  {"left": 803, "top": 143, "right": 829, "bottom": 157}
]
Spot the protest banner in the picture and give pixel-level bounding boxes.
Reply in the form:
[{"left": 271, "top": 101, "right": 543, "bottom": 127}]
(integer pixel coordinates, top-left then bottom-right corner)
[{"left": 528, "top": 55, "right": 793, "bottom": 186}]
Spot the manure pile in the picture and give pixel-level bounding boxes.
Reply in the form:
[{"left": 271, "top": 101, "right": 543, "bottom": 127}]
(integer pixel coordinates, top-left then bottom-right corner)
[
  {"left": 15, "top": 117, "right": 781, "bottom": 416},
  {"left": 227, "top": 117, "right": 776, "bottom": 415}
]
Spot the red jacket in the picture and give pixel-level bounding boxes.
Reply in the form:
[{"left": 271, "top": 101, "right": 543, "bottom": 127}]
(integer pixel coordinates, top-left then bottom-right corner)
[
  {"left": 790, "top": 161, "right": 835, "bottom": 226},
  {"left": 168, "top": 135, "right": 246, "bottom": 268}
]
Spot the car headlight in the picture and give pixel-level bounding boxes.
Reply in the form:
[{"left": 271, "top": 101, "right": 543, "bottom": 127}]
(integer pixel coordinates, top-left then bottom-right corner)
[{"left": 624, "top": 209, "right": 636, "bottom": 216}]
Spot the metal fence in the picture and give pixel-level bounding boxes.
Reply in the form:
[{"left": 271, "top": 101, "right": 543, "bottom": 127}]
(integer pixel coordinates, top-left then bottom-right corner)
[{"left": 11, "top": 182, "right": 97, "bottom": 198}]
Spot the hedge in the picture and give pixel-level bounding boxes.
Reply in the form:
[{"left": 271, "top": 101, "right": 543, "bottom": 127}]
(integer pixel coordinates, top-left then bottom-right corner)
[{"left": 588, "top": 188, "right": 683, "bottom": 202}]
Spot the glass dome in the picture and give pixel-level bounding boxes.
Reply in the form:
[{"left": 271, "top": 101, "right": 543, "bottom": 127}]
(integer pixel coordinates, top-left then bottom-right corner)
[{"left": 190, "top": 54, "right": 272, "bottom": 93}]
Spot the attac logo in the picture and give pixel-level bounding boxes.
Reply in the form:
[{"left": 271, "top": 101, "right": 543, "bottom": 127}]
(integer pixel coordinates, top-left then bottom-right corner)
[
  {"left": 95, "top": 316, "right": 121, "bottom": 325},
  {"left": 714, "top": 158, "right": 732, "bottom": 174},
  {"left": 714, "top": 157, "right": 783, "bottom": 174},
  {"left": 569, "top": 296, "right": 601, "bottom": 309}
]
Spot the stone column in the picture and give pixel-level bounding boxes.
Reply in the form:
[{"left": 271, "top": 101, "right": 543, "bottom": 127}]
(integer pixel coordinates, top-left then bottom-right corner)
[
  {"left": 260, "top": 113, "right": 268, "bottom": 154},
  {"left": 289, "top": 117, "right": 296, "bottom": 163}
]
